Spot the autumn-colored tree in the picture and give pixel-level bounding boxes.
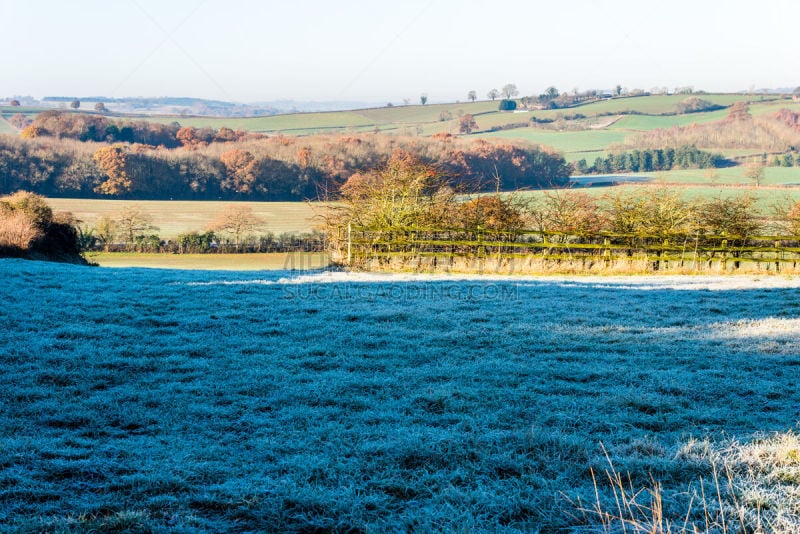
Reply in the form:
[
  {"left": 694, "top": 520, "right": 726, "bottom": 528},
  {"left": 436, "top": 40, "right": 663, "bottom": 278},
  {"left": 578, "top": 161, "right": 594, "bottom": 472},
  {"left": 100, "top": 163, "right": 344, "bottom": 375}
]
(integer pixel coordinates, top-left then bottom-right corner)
[
  {"left": 9, "top": 99, "right": 20, "bottom": 107},
  {"left": 467, "top": 90, "right": 477, "bottom": 102},
  {"left": 9, "top": 113, "right": 31, "bottom": 130},
  {"left": 328, "top": 150, "right": 454, "bottom": 231},
  {"left": 176, "top": 126, "right": 200, "bottom": 148},
  {"left": 94, "top": 102, "right": 107, "bottom": 113},
  {"left": 727, "top": 101, "right": 751, "bottom": 122},
  {"left": 220, "top": 149, "right": 258, "bottom": 194},
  {"left": 208, "top": 205, "right": 266, "bottom": 248},
  {"left": 93, "top": 145, "right": 132, "bottom": 195},
  {"left": 19, "top": 125, "right": 43, "bottom": 138},
  {"left": 214, "top": 127, "right": 238, "bottom": 143},
  {"left": 458, "top": 114, "right": 478, "bottom": 134},
  {"left": 529, "top": 190, "right": 604, "bottom": 240},
  {"left": 457, "top": 196, "right": 524, "bottom": 231},
  {"left": 296, "top": 146, "right": 312, "bottom": 168}
]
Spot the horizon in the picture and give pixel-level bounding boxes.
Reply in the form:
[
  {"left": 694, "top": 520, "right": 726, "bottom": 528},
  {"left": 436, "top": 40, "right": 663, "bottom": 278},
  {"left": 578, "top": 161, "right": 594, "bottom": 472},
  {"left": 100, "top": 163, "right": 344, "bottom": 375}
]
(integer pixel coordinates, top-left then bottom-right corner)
[{"left": 2, "top": 0, "right": 798, "bottom": 103}]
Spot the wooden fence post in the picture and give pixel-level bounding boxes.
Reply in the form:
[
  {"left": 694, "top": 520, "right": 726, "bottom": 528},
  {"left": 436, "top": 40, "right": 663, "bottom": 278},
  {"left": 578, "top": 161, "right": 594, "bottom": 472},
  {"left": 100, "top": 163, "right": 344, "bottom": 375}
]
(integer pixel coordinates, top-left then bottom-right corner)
[
  {"left": 720, "top": 239, "right": 728, "bottom": 271},
  {"left": 347, "top": 223, "right": 352, "bottom": 266}
]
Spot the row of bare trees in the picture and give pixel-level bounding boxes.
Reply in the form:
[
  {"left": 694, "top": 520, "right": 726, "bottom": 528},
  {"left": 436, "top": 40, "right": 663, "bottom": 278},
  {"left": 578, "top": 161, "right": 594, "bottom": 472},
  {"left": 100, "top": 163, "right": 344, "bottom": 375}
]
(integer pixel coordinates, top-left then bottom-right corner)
[{"left": 82, "top": 204, "right": 272, "bottom": 252}]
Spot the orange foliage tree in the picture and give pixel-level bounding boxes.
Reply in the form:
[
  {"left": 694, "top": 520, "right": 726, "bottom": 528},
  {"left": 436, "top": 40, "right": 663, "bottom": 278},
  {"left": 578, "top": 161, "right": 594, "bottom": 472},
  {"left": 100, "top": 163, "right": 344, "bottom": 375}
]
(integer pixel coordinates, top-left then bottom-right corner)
[
  {"left": 220, "top": 149, "right": 258, "bottom": 194},
  {"left": 93, "top": 145, "right": 132, "bottom": 195}
]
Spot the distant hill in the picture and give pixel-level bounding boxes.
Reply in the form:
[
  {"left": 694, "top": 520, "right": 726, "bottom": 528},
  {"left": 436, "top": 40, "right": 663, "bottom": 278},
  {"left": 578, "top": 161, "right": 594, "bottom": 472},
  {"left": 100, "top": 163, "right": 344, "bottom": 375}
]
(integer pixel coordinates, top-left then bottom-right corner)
[
  {"left": 35, "top": 96, "right": 384, "bottom": 117},
  {"left": 41, "top": 96, "right": 279, "bottom": 117}
]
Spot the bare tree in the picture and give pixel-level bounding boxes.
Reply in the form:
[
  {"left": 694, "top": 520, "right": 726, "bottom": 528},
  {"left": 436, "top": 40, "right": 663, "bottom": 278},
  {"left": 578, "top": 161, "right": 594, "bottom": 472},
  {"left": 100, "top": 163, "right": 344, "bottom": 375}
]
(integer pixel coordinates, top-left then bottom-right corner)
[
  {"left": 116, "top": 206, "right": 157, "bottom": 245},
  {"left": 744, "top": 161, "right": 765, "bottom": 187},
  {"left": 501, "top": 84, "right": 519, "bottom": 99},
  {"left": 208, "top": 205, "right": 266, "bottom": 249},
  {"left": 467, "top": 90, "right": 477, "bottom": 103},
  {"left": 94, "top": 215, "right": 118, "bottom": 251},
  {"left": 487, "top": 89, "right": 499, "bottom": 101}
]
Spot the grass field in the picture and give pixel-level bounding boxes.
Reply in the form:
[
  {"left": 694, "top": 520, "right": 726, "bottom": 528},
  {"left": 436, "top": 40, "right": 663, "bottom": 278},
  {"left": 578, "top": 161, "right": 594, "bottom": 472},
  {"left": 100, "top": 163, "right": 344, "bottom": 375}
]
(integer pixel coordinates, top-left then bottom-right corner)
[
  {"left": 520, "top": 181, "right": 800, "bottom": 213},
  {"left": 608, "top": 110, "right": 730, "bottom": 131},
  {"left": 88, "top": 252, "right": 329, "bottom": 270},
  {"left": 0, "top": 115, "right": 16, "bottom": 134},
  {"left": 3, "top": 260, "right": 800, "bottom": 531},
  {"left": 47, "top": 199, "right": 324, "bottom": 237},
  {"left": 476, "top": 128, "right": 628, "bottom": 156},
  {"left": 142, "top": 101, "right": 499, "bottom": 135}
]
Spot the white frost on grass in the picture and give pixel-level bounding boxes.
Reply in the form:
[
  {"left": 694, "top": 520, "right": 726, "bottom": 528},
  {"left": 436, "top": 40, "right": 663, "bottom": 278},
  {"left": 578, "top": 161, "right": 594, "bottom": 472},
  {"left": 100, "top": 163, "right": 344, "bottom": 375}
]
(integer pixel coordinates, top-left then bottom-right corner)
[
  {"left": 719, "top": 318, "right": 800, "bottom": 338},
  {"left": 711, "top": 318, "right": 800, "bottom": 355},
  {"left": 3, "top": 258, "right": 800, "bottom": 532},
  {"left": 184, "top": 270, "right": 800, "bottom": 290}
]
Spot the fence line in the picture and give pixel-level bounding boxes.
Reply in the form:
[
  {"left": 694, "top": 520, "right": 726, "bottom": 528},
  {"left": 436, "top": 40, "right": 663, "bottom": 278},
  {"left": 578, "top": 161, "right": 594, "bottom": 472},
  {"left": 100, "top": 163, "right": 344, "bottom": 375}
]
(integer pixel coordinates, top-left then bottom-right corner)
[{"left": 337, "top": 226, "right": 800, "bottom": 272}]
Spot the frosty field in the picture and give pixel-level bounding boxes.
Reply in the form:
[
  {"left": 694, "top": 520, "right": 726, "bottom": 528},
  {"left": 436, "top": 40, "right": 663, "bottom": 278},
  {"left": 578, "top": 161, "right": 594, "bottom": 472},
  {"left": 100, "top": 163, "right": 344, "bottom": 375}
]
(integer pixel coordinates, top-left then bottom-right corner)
[{"left": 3, "top": 260, "right": 800, "bottom": 532}]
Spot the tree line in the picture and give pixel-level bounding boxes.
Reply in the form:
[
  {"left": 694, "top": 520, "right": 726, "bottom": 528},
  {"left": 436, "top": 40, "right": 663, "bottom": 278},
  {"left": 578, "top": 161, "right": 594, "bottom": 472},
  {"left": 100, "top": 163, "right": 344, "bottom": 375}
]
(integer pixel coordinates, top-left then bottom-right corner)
[
  {"left": 1, "top": 112, "right": 571, "bottom": 200},
  {"left": 573, "top": 146, "right": 728, "bottom": 175}
]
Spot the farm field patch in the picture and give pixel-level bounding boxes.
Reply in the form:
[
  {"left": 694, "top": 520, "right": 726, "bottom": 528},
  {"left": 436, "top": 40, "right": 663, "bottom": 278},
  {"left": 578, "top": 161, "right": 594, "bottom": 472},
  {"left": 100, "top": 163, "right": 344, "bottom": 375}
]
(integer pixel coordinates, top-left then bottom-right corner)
[
  {"left": 46, "top": 199, "right": 324, "bottom": 238},
  {"left": 475, "top": 128, "right": 628, "bottom": 155},
  {"left": 3, "top": 260, "right": 800, "bottom": 531}
]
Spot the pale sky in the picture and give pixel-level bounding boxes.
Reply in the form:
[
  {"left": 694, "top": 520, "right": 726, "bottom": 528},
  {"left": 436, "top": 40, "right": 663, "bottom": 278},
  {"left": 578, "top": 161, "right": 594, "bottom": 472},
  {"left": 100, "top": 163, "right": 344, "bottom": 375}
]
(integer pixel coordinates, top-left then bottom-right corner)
[{"left": 2, "top": 0, "right": 798, "bottom": 103}]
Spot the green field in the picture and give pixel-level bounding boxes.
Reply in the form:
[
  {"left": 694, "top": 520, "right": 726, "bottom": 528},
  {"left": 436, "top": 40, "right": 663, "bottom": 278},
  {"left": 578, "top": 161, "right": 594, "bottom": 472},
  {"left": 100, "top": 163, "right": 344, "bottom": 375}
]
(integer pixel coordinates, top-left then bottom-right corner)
[
  {"left": 638, "top": 166, "right": 800, "bottom": 186},
  {"left": 142, "top": 101, "right": 500, "bottom": 135},
  {"left": 47, "top": 199, "right": 324, "bottom": 238},
  {"left": 477, "top": 128, "right": 628, "bottom": 156},
  {"left": 608, "top": 110, "right": 729, "bottom": 130},
  {"left": 0, "top": 115, "right": 15, "bottom": 134},
  {"left": 88, "top": 252, "right": 329, "bottom": 270}
]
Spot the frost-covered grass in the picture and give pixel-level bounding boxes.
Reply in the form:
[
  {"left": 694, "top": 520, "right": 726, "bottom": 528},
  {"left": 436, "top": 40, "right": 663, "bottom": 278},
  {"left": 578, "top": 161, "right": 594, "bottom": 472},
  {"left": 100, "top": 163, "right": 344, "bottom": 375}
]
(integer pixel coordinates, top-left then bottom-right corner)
[
  {"left": 88, "top": 252, "right": 329, "bottom": 271},
  {"left": 3, "top": 260, "right": 800, "bottom": 532}
]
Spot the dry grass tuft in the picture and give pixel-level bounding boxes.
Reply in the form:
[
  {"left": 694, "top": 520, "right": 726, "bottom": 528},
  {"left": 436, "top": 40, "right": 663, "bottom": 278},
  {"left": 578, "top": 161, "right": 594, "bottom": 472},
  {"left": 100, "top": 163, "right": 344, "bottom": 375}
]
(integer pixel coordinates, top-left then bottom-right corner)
[{"left": 578, "top": 432, "right": 800, "bottom": 533}]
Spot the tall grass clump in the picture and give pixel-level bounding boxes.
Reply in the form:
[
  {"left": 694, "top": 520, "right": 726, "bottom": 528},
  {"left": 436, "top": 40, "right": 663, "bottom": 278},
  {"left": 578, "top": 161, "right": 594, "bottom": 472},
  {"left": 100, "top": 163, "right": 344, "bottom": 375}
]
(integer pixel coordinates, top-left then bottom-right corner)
[{"left": 576, "top": 432, "right": 800, "bottom": 533}]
